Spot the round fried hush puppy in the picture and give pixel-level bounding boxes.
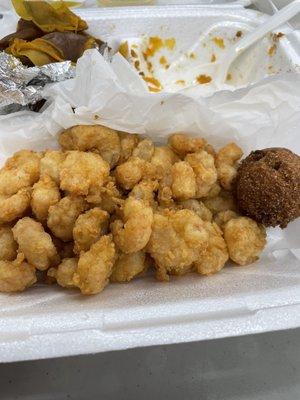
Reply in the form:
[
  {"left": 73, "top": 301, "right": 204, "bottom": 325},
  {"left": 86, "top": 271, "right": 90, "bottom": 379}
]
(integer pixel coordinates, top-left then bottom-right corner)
[
  {"left": 235, "top": 148, "right": 300, "bottom": 228},
  {"left": 111, "top": 197, "right": 153, "bottom": 253},
  {"left": 0, "top": 187, "right": 31, "bottom": 224},
  {"left": 224, "top": 217, "right": 266, "bottom": 266},
  {"left": 171, "top": 161, "right": 196, "bottom": 200},
  {"left": 59, "top": 125, "right": 121, "bottom": 168},
  {"left": 214, "top": 210, "right": 239, "bottom": 230},
  {"left": 31, "top": 175, "right": 61, "bottom": 222},
  {"left": 0, "top": 254, "right": 36, "bottom": 292},
  {"left": 73, "top": 235, "right": 116, "bottom": 295},
  {"left": 216, "top": 143, "right": 243, "bottom": 191},
  {"left": 60, "top": 151, "right": 109, "bottom": 201},
  {"left": 13, "top": 217, "right": 59, "bottom": 271},
  {"left": 147, "top": 209, "right": 209, "bottom": 281},
  {"left": 194, "top": 222, "right": 228, "bottom": 276},
  {"left": 185, "top": 151, "right": 218, "bottom": 198},
  {"left": 118, "top": 132, "right": 140, "bottom": 164},
  {"left": 40, "top": 151, "right": 65, "bottom": 185},
  {"left": 168, "top": 133, "right": 206, "bottom": 157},
  {"left": 0, "top": 226, "right": 18, "bottom": 261},
  {"left": 178, "top": 199, "right": 212, "bottom": 222},
  {"left": 73, "top": 208, "right": 109, "bottom": 254},
  {"left": 110, "top": 251, "right": 148, "bottom": 283},
  {"left": 47, "top": 196, "right": 87, "bottom": 242},
  {"left": 48, "top": 258, "right": 78, "bottom": 289},
  {"left": 0, "top": 150, "right": 40, "bottom": 196}
]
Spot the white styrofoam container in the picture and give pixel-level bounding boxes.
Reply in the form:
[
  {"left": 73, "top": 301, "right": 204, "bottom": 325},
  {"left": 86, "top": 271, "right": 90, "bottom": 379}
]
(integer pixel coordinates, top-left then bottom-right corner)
[{"left": 0, "top": 4, "right": 299, "bottom": 363}]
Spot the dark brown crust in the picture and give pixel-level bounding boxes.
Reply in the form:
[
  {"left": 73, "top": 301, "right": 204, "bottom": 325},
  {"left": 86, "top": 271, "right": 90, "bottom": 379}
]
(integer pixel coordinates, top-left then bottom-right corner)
[
  {"left": 0, "top": 19, "right": 43, "bottom": 51},
  {"left": 234, "top": 148, "right": 300, "bottom": 228}
]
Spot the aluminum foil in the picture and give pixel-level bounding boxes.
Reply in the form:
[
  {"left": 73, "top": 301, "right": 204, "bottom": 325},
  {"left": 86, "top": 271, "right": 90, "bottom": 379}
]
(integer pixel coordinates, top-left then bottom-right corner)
[{"left": 0, "top": 52, "right": 76, "bottom": 113}]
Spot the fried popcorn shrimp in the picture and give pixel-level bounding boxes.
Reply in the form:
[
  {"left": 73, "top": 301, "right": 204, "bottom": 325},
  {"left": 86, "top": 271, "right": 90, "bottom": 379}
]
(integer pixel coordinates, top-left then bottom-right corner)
[
  {"left": 98, "top": 178, "right": 124, "bottom": 213},
  {"left": 40, "top": 150, "right": 65, "bottom": 184},
  {"left": 130, "top": 180, "right": 158, "bottom": 208},
  {"left": 132, "top": 139, "right": 154, "bottom": 161},
  {"left": 216, "top": 143, "right": 243, "bottom": 190},
  {"left": 168, "top": 133, "right": 206, "bottom": 157},
  {"left": 224, "top": 217, "right": 266, "bottom": 266},
  {"left": 48, "top": 258, "right": 77, "bottom": 289},
  {"left": 147, "top": 209, "right": 209, "bottom": 280},
  {"left": 0, "top": 254, "right": 36, "bottom": 292},
  {"left": 111, "top": 251, "right": 148, "bottom": 283},
  {"left": 59, "top": 125, "right": 121, "bottom": 168},
  {"left": 115, "top": 157, "right": 145, "bottom": 190},
  {"left": 0, "top": 187, "right": 31, "bottom": 224},
  {"left": 171, "top": 161, "right": 196, "bottom": 200},
  {"left": 214, "top": 210, "right": 239, "bottom": 230},
  {"left": 205, "top": 182, "right": 221, "bottom": 198},
  {"left": 151, "top": 146, "right": 179, "bottom": 174},
  {"left": 118, "top": 132, "right": 140, "bottom": 164},
  {"left": 178, "top": 199, "right": 212, "bottom": 222},
  {"left": 73, "top": 208, "right": 109, "bottom": 254},
  {"left": 194, "top": 222, "right": 228, "bottom": 275},
  {"left": 111, "top": 197, "right": 153, "bottom": 253},
  {"left": 31, "top": 175, "right": 61, "bottom": 222},
  {"left": 0, "top": 150, "right": 40, "bottom": 196},
  {"left": 185, "top": 151, "right": 218, "bottom": 198},
  {"left": 0, "top": 226, "right": 18, "bottom": 261},
  {"left": 73, "top": 235, "right": 116, "bottom": 295},
  {"left": 47, "top": 196, "right": 87, "bottom": 241},
  {"left": 60, "top": 151, "right": 109, "bottom": 201},
  {"left": 53, "top": 238, "right": 75, "bottom": 259},
  {"left": 13, "top": 217, "right": 59, "bottom": 271},
  {"left": 203, "top": 191, "right": 237, "bottom": 215}
]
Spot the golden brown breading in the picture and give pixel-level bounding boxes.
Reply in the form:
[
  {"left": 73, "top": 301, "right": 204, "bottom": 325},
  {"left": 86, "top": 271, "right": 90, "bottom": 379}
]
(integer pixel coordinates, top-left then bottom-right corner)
[
  {"left": 73, "top": 235, "right": 116, "bottom": 294},
  {"left": 147, "top": 209, "right": 209, "bottom": 281},
  {"left": 111, "top": 197, "right": 153, "bottom": 253},
  {"left": 118, "top": 132, "right": 140, "bottom": 164},
  {"left": 0, "top": 150, "right": 40, "bottom": 196},
  {"left": 73, "top": 208, "right": 109, "bottom": 254},
  {"left": 214, "top": 210, "right": 239, "bottom": 230},
  {"left": 132, "top": 139, "right": 154, "bottom": 161},
  {"left": 0, "top": 226, "right": 18, "bottom": 261},
  {"left": 47, "top": 196, "right": 87, "bottom": 242},
  {"left": 0, "top": 254, "right": 36, "bottom": 292},
  {"left": 0, "top": 187, "right": 31, "bottom": 224},
  {"left": 203, "top": 191, "right": 237, "bottom": 215},
  {"left": 168, "top": 133, "right": 206, "bottom": 157},
  {"left": 115, "top": 157, "right": 145, "bottom": 190},
  {"left": 194, "top": 222, "right": 228, "bottom": 275},
  {"left": 216, "top": 143, "right": 243, "bottom": 191},
  {"left": 59, "top": 125, "right": 121, "bottom": 168},
  {"left": 31, "top": 175, "right": 61, "bottom": 222},
  {"left": 110, "top": 251, "right": 148, "bottom": 283},
  {"left": 151, "top": 146, "right": 179, "bottom": 174},
  {"left": 96, "top": 178, "right": 124, "bottom": 213},
  {"left": 129, "top": 180, "right": 158, "bottom": 208},
  {"left": 171, "top": 161, "right": 197, "bottom": 200},
  {"left": 13, "top": 217, "right": 59, "bottom": 271},
  {"left": 224, "top": 217, "right": 266, "bottom": 265},
  {"left": 48, "top": 258, "right": 78, "bottom": 289},
  {"left": 40, "top": 150, "right": 65, "bottom": 185},
  {"left": 178, "top": 199, "right": 212, "bottom": 222}
]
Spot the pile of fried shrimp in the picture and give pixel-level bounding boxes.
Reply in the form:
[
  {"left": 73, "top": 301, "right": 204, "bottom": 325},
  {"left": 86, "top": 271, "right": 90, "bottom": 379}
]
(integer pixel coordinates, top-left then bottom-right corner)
[{"left": 0, "top": 125, "right": 267, "bottom": 295}]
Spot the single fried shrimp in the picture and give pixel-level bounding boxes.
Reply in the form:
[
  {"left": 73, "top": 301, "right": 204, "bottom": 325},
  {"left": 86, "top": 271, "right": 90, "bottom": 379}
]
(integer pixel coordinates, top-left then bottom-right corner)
[
  {"left": 115, "top": 157, "right": 145, "bottom": 190},
  {"left": 132, "top": 139, "right": 154, "bottom": 161},
  {"left": 205, "top": 182, "right": 221, "bottom": 198},
  {"left": 73, "top": 235, "right": 116, "bottom": 295},
  {"left": 97, "top": 178, "right": 124, "bottom": 213},
  {"left": 47, "top": 196, "right": 87, "bottom": 242},
  {"left": 31, "top": 175, "right": 61, "bottom": 222},
  {"left": 0, "top": 150, "right": 40, "bottom": 196},
  {"left": 171, "top": 161, "right": 196, "bottom": 200},
  {"left": 0, "top": 253, "right": 36, "bottom": 292},
  {"left": 178, "top": 199, "right": 212, "bottom": 222},
  {"left": 168, "top": 133, "right": 206, "bottom": 157},
  {"left": 118, "top": 132, "right": 140, "bottom": 164},
  {"left": 214, "top": 210, "right": 239, "bottom": 230},
  {"left": 0, "top": 187, "right": 31, "bottom": 224},
  {"left": 216, "top": 143, "right": 243, "bottom": 190},
  {"left": 203, "top": 191, "right": 237, "bottom": 215},
  {"left": 0, "top": 226, "right": 18, "bottom": 261},
  {"left": 185, "top": 151, "right": 217, "bottom": 198},
  {"left": 130, "top": 180, "right": 158, "bottom": 208},
  {"left": 48, "top": 258, "right": 78, "bottom": 289},
  {"left": 40, "top": 150, "right": 65, "bottom": 185},
  {"left": 151, "top": 146, "right": 179, "bottom": 175},
  {"left": 59, "top": 125, "right": 121, "bottom": 168},
  {"left": 60, "top": 151, "right": 109, "bottom": 201},
  {"left": 73, "top": 208, "right": 109, "bottom": 254},
  {"left": 110, "top": 251, "right": 148, "bottom": 283},
  {"left": 13, "top": 217, "right": 59, "bottom": 271},
  {"left": 224, "top": 217, "right": 266, "bottom": 266},
  {"left": 111, "top": 197, "right": 153, "bottom": 253},
  {"left": 194, "top": 222, "right": 228, "bottom": 275},
  {"left": 147, "top": 209, "right": 209, "bottom": 281}
]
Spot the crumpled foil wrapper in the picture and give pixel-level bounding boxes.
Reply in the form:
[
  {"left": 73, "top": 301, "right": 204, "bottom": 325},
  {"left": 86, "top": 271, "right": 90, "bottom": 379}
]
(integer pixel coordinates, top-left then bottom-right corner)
[{"left": 0, "top": 52, "right": 76, "bottom": 114}]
